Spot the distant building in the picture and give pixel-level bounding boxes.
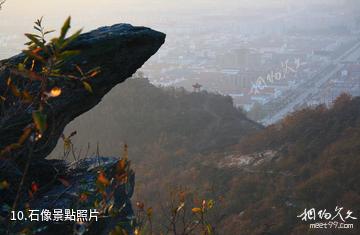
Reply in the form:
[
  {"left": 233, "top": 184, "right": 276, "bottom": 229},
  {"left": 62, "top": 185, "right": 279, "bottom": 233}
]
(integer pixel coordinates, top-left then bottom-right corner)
[
  {"left": 344, "top": 64, "right": 360, "bottom": 79},
  {"left": 192, "top": 83, "right": 202, "bottom": 92}
]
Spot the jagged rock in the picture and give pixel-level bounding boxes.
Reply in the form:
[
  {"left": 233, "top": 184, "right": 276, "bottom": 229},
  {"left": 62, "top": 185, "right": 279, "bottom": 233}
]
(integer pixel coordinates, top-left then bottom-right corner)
[
  {"left": 0, "top": 23, "right": 165, "bottom": 164},
  {"left": 0, "top": 23, "right": 165, "bottom": 234},
  {"left": 7, "top": 157, "right": 136, "bottom": 235}
]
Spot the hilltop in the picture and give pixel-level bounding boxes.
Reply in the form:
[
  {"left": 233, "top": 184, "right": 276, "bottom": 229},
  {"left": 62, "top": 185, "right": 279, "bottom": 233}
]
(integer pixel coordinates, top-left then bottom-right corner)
[{"left": 53, "top": 77, "right": 262, "bottom": 158}]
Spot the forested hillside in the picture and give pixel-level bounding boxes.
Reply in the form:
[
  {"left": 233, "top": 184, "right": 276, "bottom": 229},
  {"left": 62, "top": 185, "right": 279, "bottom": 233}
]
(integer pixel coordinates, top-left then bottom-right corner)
[
  {"left": 136, "top": 94, "right": 360, "bottom": 235},
  {"left": 52, "top": 78, "right": 360, "bottom": 234},
  {"left": 52, "top": 77, "right": 261, "bottom": 158},
  {"left": 222, "top": 94, "right": 360, "bottom": 234}
]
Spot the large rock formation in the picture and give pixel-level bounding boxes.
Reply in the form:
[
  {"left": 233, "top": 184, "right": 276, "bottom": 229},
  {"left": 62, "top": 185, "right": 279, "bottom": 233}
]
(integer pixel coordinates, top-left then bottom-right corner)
[
  {"left": 0, "top": 23, "right": 165, "bottom": 163},
  {"left": 32, "top": 157, "right": 136, "bottom": 235},
  {"left": 0, "top": 23, "right": 165, "bottom": 234}
]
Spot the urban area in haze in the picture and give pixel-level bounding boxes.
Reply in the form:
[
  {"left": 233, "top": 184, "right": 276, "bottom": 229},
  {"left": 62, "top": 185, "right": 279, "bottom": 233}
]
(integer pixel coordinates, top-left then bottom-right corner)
[{"left": 141, "top": 0, "right": 360, "bottom": 125}]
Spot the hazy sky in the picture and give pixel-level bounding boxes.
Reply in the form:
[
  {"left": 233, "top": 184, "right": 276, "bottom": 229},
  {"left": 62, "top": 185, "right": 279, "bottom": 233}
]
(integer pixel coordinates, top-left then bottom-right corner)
[
  {"left": 0, "top": 0, "right": 290, "bottom": 54},
  {"left": 0, "top": 0, "right": 349, "bottom": 59},
  {"left": 1, "top": 0, "right": 291, "bottom": 30},
  {"left": 0, "top": 0, "right": 345, "bottom": 29}
]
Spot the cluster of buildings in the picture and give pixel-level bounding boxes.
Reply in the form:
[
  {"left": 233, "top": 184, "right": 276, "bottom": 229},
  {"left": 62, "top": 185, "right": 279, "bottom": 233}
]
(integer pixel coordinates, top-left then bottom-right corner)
[{"left": 141, "top": 1, "right": 360, "bottom": 121}]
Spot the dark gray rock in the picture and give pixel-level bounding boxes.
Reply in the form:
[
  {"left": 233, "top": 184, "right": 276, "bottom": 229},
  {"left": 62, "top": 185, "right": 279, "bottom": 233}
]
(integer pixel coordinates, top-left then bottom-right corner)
[
  {"left": 0, "top": 23, "right": 165, "bottom": 164},
  {"left": 0, "top": 23, "right": 165, "bottom": 234},
  {"left": 6, "top": 157, "right": 136, "bottom": 235}
]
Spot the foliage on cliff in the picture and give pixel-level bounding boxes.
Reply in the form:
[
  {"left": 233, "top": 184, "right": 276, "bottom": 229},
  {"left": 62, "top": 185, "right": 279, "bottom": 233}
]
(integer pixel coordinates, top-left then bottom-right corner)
[{"left": 0, "top": 17, "right": 166, "bottom": 235}]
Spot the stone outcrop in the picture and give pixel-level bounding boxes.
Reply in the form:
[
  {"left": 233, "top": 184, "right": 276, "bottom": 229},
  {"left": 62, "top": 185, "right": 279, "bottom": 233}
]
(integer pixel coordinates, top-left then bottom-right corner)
[
  {"left": 0, "top": 23, "right": 165, "bottom": 163},
  {"left": 0, "top": 23, "right": 165, "bottom": 234},
  {"left": 34, "top": 157, "right": 136, "bottom": 235}
]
